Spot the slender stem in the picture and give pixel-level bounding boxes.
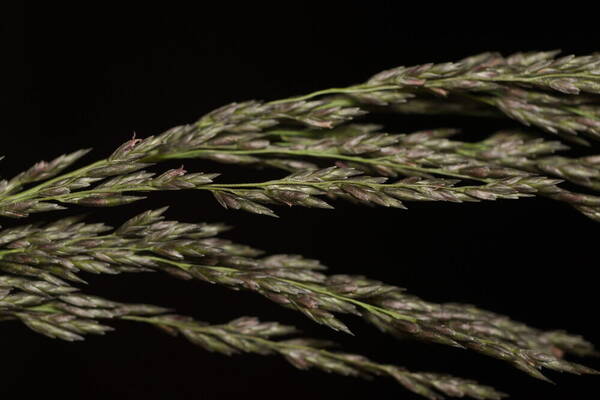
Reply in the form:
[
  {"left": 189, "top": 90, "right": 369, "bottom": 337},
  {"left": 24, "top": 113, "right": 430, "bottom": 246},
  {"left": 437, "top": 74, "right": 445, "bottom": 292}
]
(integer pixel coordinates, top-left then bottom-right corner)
[
  {"left": 0, "top": 249, "right": 26, "bottom": 259},
  {"left": 122, "top": 314, "right": 411, "bottom": 376},
  {"left": 36, "top": 185, "right": 157, "bottom": 202},
  {"left": 280, "top": 279, "right": 416, "bottom": 323},
  {"left": 0, "top": 160, "right": 107, "bottom": 204},
  {"left": 427, "top": 73, "right": 600, "bottom": 87},
  {"left": 151, "top": 149, "right": 486, "bottom": 182},
  {"left": 564, "top": 106, "right": 599, "bottom": 119},
  {"left": 267, "top": 73, "right": 599, "bottom": 106},
  {"left": 144, "top": 256, "right": 417, "bottom": 323},
  {"left": 32, "top": 177, "right": 495, "bottom": 205},
  {"left": 267, "top": 85, "right": 400, "bottom": 105},
  {"left": 26, "top": 304, "right": 59, "bottom": 313}
]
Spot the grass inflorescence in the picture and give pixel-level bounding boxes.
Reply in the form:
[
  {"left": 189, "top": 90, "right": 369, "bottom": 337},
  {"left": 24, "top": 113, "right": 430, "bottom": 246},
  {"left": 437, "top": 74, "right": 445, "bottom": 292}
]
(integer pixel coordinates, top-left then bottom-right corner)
[{"left": 2, "top": 51, "right": 599, "bottom": 399}]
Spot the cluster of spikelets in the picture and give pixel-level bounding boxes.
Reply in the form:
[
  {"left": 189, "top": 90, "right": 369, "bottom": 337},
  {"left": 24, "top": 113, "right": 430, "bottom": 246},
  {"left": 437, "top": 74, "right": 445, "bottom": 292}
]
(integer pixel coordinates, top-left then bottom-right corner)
[{"left": 1, "top": 51, "right": 599, "bottom": 399}]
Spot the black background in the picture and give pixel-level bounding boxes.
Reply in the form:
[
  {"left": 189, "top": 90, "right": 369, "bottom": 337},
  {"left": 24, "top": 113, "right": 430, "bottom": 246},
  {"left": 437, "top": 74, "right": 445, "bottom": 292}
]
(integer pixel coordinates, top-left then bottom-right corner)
[{"left": 3, "top": 3, "right": 599, "bottom": 399}]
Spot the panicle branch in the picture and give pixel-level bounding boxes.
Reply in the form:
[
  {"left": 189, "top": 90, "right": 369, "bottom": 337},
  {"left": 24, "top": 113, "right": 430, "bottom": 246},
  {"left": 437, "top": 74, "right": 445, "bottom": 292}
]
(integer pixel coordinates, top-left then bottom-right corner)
[{"left": 1, "top": 209, "right": 597, "bottom": 384}]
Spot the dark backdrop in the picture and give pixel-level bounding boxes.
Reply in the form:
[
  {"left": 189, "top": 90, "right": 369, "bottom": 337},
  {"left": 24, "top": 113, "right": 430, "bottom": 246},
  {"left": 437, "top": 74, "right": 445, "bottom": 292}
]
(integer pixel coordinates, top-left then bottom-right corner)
[{"left": 4, "top": 4, "right": 599, "bottom": 400}]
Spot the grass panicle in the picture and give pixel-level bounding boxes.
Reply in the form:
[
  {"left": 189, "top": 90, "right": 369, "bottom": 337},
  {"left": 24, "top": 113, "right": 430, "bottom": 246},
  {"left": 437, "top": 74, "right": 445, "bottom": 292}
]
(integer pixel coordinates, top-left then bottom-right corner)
[{"left": 2, "top": 51, "right": 599, "bottom": 398}]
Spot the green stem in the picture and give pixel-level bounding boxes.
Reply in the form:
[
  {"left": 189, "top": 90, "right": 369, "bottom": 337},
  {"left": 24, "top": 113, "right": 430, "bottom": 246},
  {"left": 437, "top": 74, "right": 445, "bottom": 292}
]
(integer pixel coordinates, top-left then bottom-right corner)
[
  {"left": 0, "top": 160, "right": 107, "bottom": 205},
  {"left": 145, "top": 256, "right": 416, "bottom": 323},
  {"left": 151, "top": 149, "right": 485, "bottom": 182},
  {"left": 0, "top": 249, "right": 26, "bottom": 259},
  {"left": 280, "top": 279, "right": 416, "bottom": 323},
  {"left": 26, "top": 304, "right": 60, "bottom": 313},
  {"left": 427, "top": 73, "right": 600, "bottom": 87},
  {"left": 33, "top": 184, "right": 159, "bottom": 202},
  {"left": 122, "top": 314, "right": 409, "bottom": 376},
  {"left": 564, "top": 106, "right": 599, "bottom": 119},
  {"left": 267, "top": 85, "right": 400, "bottom": 105},
  {"left": 33, "top": 177, "right": 492, "bottom": 205},
  {"left": 267, "top": 73, "right": 598, "bottom": 106}
]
